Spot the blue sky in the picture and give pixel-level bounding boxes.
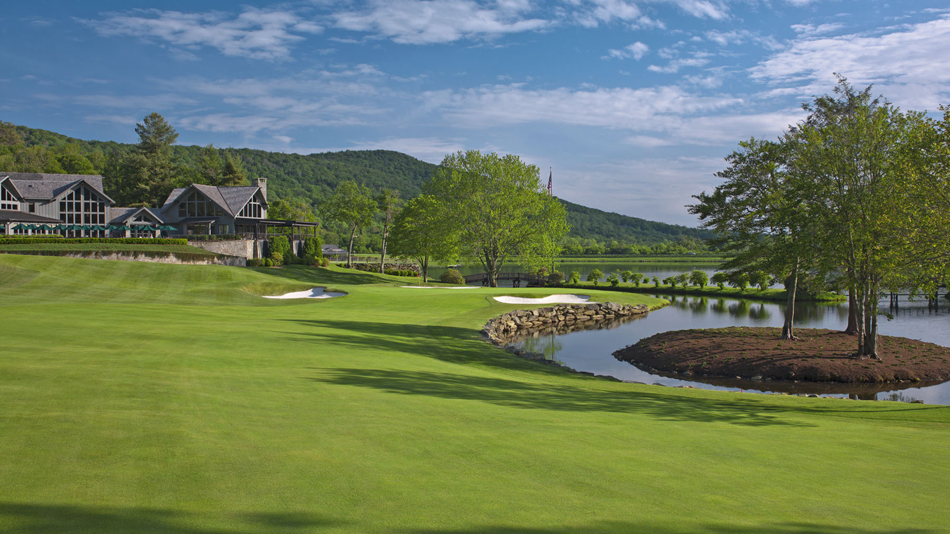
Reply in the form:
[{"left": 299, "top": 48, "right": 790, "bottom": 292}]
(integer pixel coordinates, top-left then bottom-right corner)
[{"left": 2, "top": 1, "right": 949, "bottom": 226}]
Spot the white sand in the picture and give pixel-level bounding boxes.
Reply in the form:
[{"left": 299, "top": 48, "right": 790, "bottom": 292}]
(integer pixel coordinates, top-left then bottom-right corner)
[
  {"left": 493, "top": 294, "right": 592, "bottom": 304},
  {"left": 401, "top": 286, "right": 480, "bottom": 289},
  {"left": 263, "top": 288, "right": 346, "bottom": 299}
]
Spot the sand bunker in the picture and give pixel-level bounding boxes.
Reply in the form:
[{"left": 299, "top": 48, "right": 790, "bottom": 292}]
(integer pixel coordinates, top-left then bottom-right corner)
[
  {"left": 493, "top": 294, "right": 592, "bottom": 304},
  {"left": 401, "top": 286, "right": 479, "bottom": 289},
  {"left": 263, "top": 288, "right": 345, "bottom": 299}
]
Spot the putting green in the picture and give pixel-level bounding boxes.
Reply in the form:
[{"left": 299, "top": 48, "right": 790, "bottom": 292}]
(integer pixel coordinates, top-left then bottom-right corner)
[{"left": 0, "top": 254, "right": 948, "bottom": 534}]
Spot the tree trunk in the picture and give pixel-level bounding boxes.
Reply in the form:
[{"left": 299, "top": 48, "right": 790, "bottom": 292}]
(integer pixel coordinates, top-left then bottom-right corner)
[
  {"left": 782, "top": 259, "right": 799, "bottom": 340},
  {"left": 346, "top": 226, "right": 358, "bottom": 268},
  {"left": 379, "top": 217, "right": 390, "bottom": 274},
  {"left": 844, "top": 287, "right": 858, "bottom": 335},
  {"left": 866, "top": 284, "right": 881, "bottom": 359},
  {"left": 421, "top": 256, "right": 428, "bottom": 283}
]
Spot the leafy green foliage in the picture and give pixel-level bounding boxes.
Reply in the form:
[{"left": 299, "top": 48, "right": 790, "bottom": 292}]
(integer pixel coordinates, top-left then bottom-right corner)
[
  {"left": 689, "top": 270, "right": 709, "bottom": 289},
  {"left": 587, "top": 268, "right": 604, "bottom": 286},
  {"left": 426, "top": 150, "right": 568, "bottom": 287},
  {"left": 323, "top": 180, "right": 378, "bottom": 267},
  {"left": 268, "top": 236, "right": 291, "bottom": 262},
  {"left": 439, "top": 268, "right": 465, "bottom": 285},
  {"left": 388, "top": 195, "right": 457, "bottom": 283},
  {"left": 711, "top": 272, "right": 728, "bottom": 289}
]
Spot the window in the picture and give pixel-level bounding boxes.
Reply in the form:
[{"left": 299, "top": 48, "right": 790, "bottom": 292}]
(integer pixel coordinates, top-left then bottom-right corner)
[
  {"left": 28, "top": 203, "right": 35, "bottom": 213},
  {"left": 60, "top": 185, "right": 107, "bottom": 237},
  {"left": 0, "top": 185, "right": 18, "bottom": 211},
  {"left": 238, "top": 196, "right": 263, "bottom": 218},
  {"left": 177, "top": 190, "right": 222, "bottom": 218}
]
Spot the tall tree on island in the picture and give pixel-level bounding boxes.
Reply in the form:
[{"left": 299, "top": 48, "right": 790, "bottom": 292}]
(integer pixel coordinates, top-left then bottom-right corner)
[
  {"left": 323, "top": 180, "right": 378, "bottom": 268},
  {"left": 426, "top": 150, "right": 569, "bottom": 287},
  {"left": 689, "top": 138, "right": 815, "bottom": 340},
  {"left": 376, "top": 189, "right": 400, "bottom": 274},
  {"left": 388, "top": 195, "right": 458, "bottom": 283}
]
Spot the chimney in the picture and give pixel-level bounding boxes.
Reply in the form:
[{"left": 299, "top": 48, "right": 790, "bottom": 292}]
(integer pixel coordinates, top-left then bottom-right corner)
[{"left": 257, "top": 177, "right": 267, "bottom": 201}]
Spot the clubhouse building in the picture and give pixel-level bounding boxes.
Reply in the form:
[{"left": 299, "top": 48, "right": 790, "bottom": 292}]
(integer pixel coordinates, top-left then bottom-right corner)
[{"left": 1, "top": 173, "right": 316, "bottom": 241}]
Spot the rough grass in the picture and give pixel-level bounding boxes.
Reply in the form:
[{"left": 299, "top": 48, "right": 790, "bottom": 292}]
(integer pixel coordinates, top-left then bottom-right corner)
[{"left": 0, "top": 255, "right": 948, "bottom": 534}]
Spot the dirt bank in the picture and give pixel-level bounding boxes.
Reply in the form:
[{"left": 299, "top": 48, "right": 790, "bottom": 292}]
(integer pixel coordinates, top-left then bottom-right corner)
[{"left": 614, "top": 327, "right": 950, "bottom": 383}]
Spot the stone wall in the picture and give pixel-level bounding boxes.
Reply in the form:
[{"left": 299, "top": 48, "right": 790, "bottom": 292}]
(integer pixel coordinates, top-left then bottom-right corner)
[
  {"left": 58, "top": 251, "right": 246, "bottom": 267},
  {"left": 482, "top": 302, "right": 650, "bottom": 345},
  {"left": 188, "top": 239, "right": 261, "bottom": 259}
]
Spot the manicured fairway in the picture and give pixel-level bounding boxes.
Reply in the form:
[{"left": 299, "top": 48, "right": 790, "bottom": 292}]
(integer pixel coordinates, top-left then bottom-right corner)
[{"left": 1, "top": 255, "right": 948, "bottom": 534}]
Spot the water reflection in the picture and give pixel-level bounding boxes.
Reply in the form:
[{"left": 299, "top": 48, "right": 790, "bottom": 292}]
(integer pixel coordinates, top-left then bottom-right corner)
[{"left": 509, "top": 293, "right": 950, "bottom": 405}]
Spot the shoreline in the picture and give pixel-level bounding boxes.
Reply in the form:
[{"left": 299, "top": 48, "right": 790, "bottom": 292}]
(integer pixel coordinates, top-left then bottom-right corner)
[{"left": 614, "top": 327, "right": 950, "bottom": 384}]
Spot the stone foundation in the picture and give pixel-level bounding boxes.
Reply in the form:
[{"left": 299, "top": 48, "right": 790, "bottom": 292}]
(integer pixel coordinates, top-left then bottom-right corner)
[{"left": 482, "top": 302, "right": 650, "bottom": 345}]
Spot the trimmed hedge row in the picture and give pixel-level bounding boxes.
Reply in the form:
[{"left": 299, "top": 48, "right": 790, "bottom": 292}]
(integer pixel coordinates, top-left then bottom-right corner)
[{"left": 0, "top": 237, "right": 189, "bottom": 245}]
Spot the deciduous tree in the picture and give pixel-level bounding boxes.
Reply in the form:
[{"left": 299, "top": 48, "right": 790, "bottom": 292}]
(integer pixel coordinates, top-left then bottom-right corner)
[
  {"left": 323, "top": 180, "right": 378, "bottom": 268},
  {"left": 425, "top": 150, "right": 569, "bottom": 287}
]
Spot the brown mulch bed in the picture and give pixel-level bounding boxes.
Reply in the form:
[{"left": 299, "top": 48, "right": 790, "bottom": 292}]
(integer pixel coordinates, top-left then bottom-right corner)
[{"left": 613, "top": 327, "right": 950, "bottom": 383}]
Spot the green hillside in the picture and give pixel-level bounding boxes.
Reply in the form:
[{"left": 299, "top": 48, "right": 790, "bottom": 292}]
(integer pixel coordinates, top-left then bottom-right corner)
[{"left": 7, "top": 123, "right": 712, "bottom": 249}]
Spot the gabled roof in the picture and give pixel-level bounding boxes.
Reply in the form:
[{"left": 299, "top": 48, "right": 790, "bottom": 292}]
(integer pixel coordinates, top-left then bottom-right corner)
[
  {"left": 110, "top": 207, "right": 165, "bottom": 225},
  {"left": 219, "top": 186, "right": 266, "bottom": 214},
  {"left": 160, "top": 183, "right": 265, "bottom": 217},
  {"left": 0, "top": 173, "right": 114, "bottom": 204}
]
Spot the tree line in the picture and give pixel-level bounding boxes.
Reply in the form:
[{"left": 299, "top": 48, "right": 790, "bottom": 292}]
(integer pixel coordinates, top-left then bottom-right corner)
[
  {"left": 325, "top": 150, "right": 568, "bottom": 287},
  {"left": 690, "top": 76, "right": 950, "bottom": 359}
]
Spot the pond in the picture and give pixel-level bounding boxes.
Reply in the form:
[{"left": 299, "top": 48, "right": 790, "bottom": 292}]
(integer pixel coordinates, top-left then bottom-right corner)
[{"left": 509, "top": 293, "right": 950, "bottom": 405}]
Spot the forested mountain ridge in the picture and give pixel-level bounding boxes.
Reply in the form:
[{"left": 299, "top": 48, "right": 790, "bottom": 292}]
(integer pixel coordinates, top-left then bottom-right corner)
[{"left": 6, "top": 122, "right": 712, "bottom": 248}]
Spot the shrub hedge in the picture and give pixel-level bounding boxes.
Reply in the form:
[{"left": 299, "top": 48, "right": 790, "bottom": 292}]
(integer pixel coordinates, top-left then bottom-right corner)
[{"left": 0, "top": 237, "right": 188, "bottom": 245}]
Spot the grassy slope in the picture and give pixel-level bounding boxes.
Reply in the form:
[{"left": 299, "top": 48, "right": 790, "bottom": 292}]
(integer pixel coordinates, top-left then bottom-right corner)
[{"left": 0, "top": 255, "right": 948, "bottom": 534}]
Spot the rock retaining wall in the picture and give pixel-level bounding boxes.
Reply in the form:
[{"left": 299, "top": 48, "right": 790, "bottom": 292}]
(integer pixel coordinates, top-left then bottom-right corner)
[
  {"left": 482, "top": 302, "right": 650, "bottom": 345},
  {"left": 60, "top": 251, "right": 246, "bottom": 267}
]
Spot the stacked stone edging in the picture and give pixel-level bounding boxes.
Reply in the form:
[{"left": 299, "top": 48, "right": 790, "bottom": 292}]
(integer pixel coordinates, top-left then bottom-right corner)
[{"left": 482, "top": 302, "right": 649, "bottom": 345}]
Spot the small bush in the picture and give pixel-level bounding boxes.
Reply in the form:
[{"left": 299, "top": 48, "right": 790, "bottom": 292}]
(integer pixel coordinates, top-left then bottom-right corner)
[
  {"left": 320, "top": 257, "right": 330, "bottom": 267},
  {"left": 587, "top": 269, "right": 604, "bottom": 286},
  {"left": 568, "top": 271, "right": 581, "bottom": 285},
  {"left": 547, "top": 271, "right": 565, "bottom": 286},
  {"left": 607, "top": 272, "right": 620, "bottom": 287},
  {"left": 302, "top": 235, "right": 323, "bottom": 259},
  {"left": 630, "top": 273, "right": 644, "bottom": 287},
  {"left": 302, "top": 254, "right": 317, "bottom": 266},
  {"left": 247, "top": 258, "right": 263, "bottom": 267},
  {"left": 268, "top": 235, "right": 291, "bottom": 259},
  {"left": 440, "top": 269, "right": 465, "bottom": 285},
  {"left": 711, "top": 272, "right": 728, "bottom": 289},
  {"left": 689, "top": 270, "right": 709, "bottom": 289},
  {"left": 262, "top": 258, "right": 273, "bottom": 267},
  {"left": 620, "top": 270, "right": 633, "bottom": 283},
  {"left": 269, "top": 252, "right": 283, "bottom": 266}
]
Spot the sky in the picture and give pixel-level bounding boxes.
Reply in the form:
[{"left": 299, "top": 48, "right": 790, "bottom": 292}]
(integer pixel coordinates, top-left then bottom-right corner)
[{"left": 2, "top": 1, "right": 950, "bottom": 227}]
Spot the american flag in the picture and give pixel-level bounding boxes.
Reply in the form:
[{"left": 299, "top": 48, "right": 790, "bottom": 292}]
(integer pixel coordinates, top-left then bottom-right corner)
[{"left": 547, "top": 168, "right": 552, "bottom": 195}]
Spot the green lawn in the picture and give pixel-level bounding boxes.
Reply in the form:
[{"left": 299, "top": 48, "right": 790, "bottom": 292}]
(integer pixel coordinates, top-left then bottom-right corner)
[{"left": 0, "top": 255, "right": 948, "bottom": 534}]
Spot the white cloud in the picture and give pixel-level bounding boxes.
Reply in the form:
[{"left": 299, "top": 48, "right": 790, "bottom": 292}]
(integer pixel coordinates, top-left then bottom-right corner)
[
  {"left": 647, "top": 57, "right": 709, "bottom": 73},
  {"left": 83, "top": 8, "right": 322, "bottom": 61},
  {"left": 751, "top": 14, "right": 950, "bottom": 110},
  {"left": 784, "top": 0, "right": 818, "bottom": 6},
  {"left": 603, "top": 41, "right": 649, "bottom": 60},
  {"left": 425, "top": 84, "right": 742, "bottom": 130},
  {"left": 333, "top": 0, "right": 549, "bottom": 44},
  {"left": 790, "top": 23, "right": 845, "bottom": 37}
]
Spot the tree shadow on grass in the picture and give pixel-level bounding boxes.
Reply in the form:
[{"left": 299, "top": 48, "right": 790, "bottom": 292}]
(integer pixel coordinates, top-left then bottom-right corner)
[
  {"left": 255, "top": 265, "right": 385, "bottom": 286},
  {"left": 308, "top": 367, "right": 809, "bottom": 427},
  {"left": 398, "top": 522, "right": 938, "bottom": 534},
  {"left": 0, "top": 502, "right": 343, "bottom": 534}
]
